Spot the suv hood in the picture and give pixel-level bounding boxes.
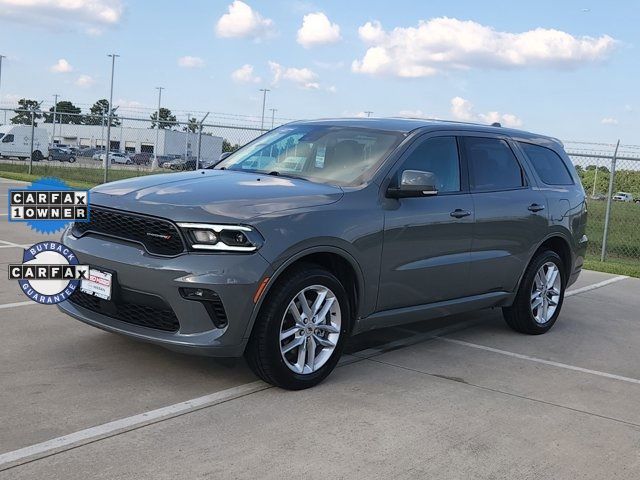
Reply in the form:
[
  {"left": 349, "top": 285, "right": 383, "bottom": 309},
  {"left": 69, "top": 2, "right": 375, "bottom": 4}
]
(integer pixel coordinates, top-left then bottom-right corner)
[{"left": 90, "top": 170, "right": 344, "bottom": 222}]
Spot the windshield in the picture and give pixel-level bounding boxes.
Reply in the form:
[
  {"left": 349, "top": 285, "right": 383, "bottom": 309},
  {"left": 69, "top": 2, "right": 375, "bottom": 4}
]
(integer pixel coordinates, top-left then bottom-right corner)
[{"left": 214, "top": 125, "right": 403, "bottom": 186}]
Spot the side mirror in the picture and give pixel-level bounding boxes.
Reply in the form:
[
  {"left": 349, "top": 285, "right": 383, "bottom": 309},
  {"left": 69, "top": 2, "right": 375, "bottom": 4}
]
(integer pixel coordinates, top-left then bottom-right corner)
[
  {"left": 219, "top": 151, "right": 232, "bottom": 161},
  {"left": 386, "top": 170, "right": 438, "bottom": 198}
]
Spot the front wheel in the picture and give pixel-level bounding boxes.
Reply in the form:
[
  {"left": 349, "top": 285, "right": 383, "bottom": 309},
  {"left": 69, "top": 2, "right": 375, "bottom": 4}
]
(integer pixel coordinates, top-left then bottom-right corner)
[
  {"left": 245, "top": 265, "right": 350, "bottom": 390},
  {"left": 503, "top": 250, "right": 565, "bottom": 335}
]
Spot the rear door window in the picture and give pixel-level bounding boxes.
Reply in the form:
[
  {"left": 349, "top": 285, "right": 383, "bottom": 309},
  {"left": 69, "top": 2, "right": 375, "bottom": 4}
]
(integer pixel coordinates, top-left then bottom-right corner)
[
  {"left": 463, "top": 137, "right": 525, "bottom": 191},
  {"left": 518, "top": 142, "right": 574, "bottom": 185}
]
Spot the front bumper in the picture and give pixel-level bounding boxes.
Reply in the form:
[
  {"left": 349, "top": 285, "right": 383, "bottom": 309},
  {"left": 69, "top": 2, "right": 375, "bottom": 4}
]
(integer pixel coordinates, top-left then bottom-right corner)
[{"left": 58, "top": 231, "right": 270, "bottom": 357}]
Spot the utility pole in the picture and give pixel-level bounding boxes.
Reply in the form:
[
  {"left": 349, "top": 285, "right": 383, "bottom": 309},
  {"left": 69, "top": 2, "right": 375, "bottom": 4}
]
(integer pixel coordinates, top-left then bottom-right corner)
[
  {"left": 259, "top": 88, "right": 270, "bottom": 131},
  {"left": 0, "top": 55, "right": 5, "bottom": 124},
  {"left": 364, "top": 111, "right": 373, "bottom": 118},
  {"left": 196, "top": 112, "right": 210, "bottom": 170},
  {"left": 28, "top": 101, "right": 43, "bottom": 175},
  {"left": 51, "top": 94, "right": 59, "bottom": 145},
  {"left": 184, "top": 112, "right": 190, "bottom": 158},
  {"left": 269, "top": 108, "right": 277, "bottom": 129},
  {"left": 152, "top": 86, "right": 164, "bottom": 169},
  {"left": 104, "top": 53, "right": 119, "bottom": 183}
]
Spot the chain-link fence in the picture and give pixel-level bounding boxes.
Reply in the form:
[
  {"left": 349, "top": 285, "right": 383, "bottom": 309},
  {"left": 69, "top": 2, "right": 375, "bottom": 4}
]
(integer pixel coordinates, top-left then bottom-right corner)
[
  {"left": 0, "top": 106, "right": 638, "bottom": 268},
  {"left": 0, "top": 107, "right": 265, "bottom": 184},
  {"left": 565, "top": 141, "right": 640, "bottom": 266}
]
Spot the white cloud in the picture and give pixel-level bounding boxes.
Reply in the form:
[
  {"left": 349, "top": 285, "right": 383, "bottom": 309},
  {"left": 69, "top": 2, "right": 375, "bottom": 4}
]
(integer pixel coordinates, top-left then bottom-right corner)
[
  {"left": 0, "top": 0, "right": 123, "bottom": 34},
  {"left": 326, "top": 85, "right": 337, "bottom": 93},
  {"left": 297, "top": 12, "right": 341, "bottom": 48},
  {"left": 178, "top": 56, "right": 205, "bottom": 68},
  {"left": 451, "top": 97, "right": 522, "bottom": 127},
  {"left": 115, "top": 98, "right": 144, "bottom": 109},
  {"left": 75, "top": 74, "right": 95, "bottom": 88},
  {"left": 353, "top": 17, "right": 616, "bottom": 77},
  {"left": 215, "top": 1, "right": 274, "bottom": 40},
  {"left": 50, "top": 58, "right": 73, "bottom": 73},
  {"left": 231, "top": 64, "right": 261, "bottom": 83},
  {"left": 358, "top": 20, "right": 385, "bottom": 44},
  {"left": 601, "top": 117, "right": 618, "bottom": 125},
  {"left": 624, "top": 104, "right": 633, "bottom": 112},
  {"left": 451, "top": 97, "right": 474, "bottom": 121},
  {"left": 269, "top": 61, "right": 320, "bottom": 89}
]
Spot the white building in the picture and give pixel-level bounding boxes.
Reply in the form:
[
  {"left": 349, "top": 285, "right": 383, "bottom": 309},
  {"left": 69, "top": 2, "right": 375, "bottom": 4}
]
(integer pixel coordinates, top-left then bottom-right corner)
[{"left": 39, "top": 123, "right": 223, "bottom": 161}]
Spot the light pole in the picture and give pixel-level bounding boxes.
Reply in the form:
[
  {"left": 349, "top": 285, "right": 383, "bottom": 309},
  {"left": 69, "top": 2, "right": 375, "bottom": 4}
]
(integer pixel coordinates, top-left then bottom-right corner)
[
  {"left": 0, "top": 55, "right": 6, "bottom": 124},
  {"left": 28, "top": 101, "right": 43, "bottom": 175},
  {"left": 152, "top": 86, "right": 164, "bottom": 169},
  {"left": 269, "top": 108, "right": 277, "bottom": 129},
  {"left": 259, "top": 88, "right": 270, "bottom": 131},
  {"left": 51, "top": 94, "right": 59, "bottom": 145},
  {"left": 364, "top": 111, "right": 373, "bottom": 118},
  {"left": 104, "top": 53, "right": 119, "bottom": 183}
]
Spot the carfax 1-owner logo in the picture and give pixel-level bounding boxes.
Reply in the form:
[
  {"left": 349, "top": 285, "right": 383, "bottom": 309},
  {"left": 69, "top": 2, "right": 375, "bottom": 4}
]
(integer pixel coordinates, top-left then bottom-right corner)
[
  {"left": 9, "top": 241, "right": 89, "bottom": 304},
  {"left": 8, "top": 177, "right": 90, "bottom": 234}
]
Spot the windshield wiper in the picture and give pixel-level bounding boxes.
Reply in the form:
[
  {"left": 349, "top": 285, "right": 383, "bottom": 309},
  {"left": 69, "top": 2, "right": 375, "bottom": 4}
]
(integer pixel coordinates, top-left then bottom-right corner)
[{"left": 267, "top": 171, "right": 309, "bottom": 181}]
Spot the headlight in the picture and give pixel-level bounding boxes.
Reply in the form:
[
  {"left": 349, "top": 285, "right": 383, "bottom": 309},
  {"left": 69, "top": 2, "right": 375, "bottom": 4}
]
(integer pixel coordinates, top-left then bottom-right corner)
[{"left": 177, "top": 223, "right": 263, "bottom": 252}]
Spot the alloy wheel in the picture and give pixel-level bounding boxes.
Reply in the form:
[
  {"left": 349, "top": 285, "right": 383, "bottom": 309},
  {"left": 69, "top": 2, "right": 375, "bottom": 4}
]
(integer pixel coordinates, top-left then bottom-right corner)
[
  {"left": 530, "top": 262, "right": 561, "bottom": 324},
  {"left": 279, "top": 285, "right": 341, "bottom": 374}
]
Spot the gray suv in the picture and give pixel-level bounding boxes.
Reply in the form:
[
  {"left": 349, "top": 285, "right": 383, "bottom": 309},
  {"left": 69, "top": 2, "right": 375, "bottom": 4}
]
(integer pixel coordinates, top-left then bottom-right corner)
[{"left": 59, "top": 119, "right": 588, "bottom": 389}]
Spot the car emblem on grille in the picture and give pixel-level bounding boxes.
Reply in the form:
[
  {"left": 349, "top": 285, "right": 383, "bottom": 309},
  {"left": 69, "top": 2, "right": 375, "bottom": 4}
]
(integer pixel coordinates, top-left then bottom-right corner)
[{"left": 146, "top": 232, "right": 172, "bottom": 240}]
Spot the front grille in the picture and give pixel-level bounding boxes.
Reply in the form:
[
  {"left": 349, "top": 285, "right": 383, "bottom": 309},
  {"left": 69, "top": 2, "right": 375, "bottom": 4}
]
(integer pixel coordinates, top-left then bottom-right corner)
[
  {"left": 68, "top": 289, "right": 180, "bottom": 332},
  {"left": 72, "top": 206, "right": 185, "bottom": 256}
]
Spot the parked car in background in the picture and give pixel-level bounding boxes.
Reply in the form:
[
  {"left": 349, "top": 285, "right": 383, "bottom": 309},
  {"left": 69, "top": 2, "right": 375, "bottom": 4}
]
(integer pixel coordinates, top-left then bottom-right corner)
[
  {"left": 131, "top": 152, "right": 152, "bottom": 166},
  {"left": 0, "top": 125, "right": 48, "bottom": 160},
  {"left": 164, "top": 157, "right": 198, "bottom": 171},
  {"left": 48, "top": 147, "right": 76, "bottom": 163},
  {"left": 98, "top": 152, "right": 132, "bottom": 164},
  {"left": 60, "top": 118, "right": 588, "bottom": 390},
  {"left": 612, "top": 192, "right": 634, "bottom": 202},
  {"left": 155, "top": 155, "right": 175, "bottom": 167}
]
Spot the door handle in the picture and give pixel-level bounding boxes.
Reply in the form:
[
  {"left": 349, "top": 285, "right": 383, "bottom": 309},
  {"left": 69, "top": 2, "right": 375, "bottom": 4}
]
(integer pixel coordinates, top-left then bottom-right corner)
[
  {"left": 528, "top": 203, "right": 545, "bottom": 212},
  {"left": 450, "top": 209, "right": 471, "bottom": 219}
]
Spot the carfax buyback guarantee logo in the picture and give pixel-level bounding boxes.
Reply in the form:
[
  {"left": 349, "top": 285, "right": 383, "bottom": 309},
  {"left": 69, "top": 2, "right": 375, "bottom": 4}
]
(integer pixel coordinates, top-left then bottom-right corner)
[
  {"left": 6, "top": 177, "right": 91, "bottom": 304},
  {"left": 9, "top": 241, "right": 89, "bottom": 304}
]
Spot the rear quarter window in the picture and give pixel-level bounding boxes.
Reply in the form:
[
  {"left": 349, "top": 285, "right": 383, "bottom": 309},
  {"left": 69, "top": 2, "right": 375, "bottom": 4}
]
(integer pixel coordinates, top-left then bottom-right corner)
[{"left": 518, "top": 142, "right": 574, "bottom": 186}]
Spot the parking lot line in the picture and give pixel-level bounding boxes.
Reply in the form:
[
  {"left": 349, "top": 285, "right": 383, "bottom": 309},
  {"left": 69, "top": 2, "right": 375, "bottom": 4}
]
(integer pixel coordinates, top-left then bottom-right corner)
[
  {"left": 0, "top": 381, "right": 270, "bottom": 470},
  {"left": 0, "top": 240, "right": 30, "bottom": 248},
  {"left": 565, "top": 275, "right": 628, "bottom": 297},
  {"left": 435, "top": 337, "right": 640, "bottom": 385},
  {"left": 0, "top": 301, "right": 35, "bottom": 310}
]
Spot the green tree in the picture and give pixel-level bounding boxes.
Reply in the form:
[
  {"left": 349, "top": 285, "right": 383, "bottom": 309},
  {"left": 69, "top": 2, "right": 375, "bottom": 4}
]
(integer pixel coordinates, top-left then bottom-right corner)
[
  {"left": 150, "top": 108, "right": 176, "bottom": 129},
  {"left": 222, "top": 139, "right": 241, "bottom": 152},
  {"left": 84, "top": 99, "right": 121, "bottom": 126},
  {"left": 44, "top": 100, "right": 83, "bottom": 124},
  {"left": 183, "top": 116, "right": 198, "bottom": 133},
  {"left": 11, "top": 99, "right": 42, "bottom": 125}
]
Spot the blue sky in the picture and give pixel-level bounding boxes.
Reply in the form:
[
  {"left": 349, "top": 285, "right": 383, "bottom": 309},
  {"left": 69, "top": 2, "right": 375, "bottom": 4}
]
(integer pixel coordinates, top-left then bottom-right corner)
[{"left": 0, "top": 0, "right": 638, "bottom": 142}]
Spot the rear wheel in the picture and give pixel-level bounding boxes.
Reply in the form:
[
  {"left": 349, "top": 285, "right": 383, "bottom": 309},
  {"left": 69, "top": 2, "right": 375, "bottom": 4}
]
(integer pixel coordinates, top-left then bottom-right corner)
[
  {"left": 32, "top": 150, "right": 43, "bottom": 161},
  {"left": 68, "top": 156, "right": 76, "bottom": 163},
  {"left": 503, "top": 250, "right": 565, "bottom": 334},
  {"left": 245, "top": 265, "right": 349, "bottom": 390}
]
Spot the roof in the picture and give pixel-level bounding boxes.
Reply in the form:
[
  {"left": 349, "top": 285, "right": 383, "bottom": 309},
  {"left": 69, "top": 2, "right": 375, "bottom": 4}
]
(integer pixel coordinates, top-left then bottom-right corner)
[{"left": 290, "top": 117, "right": 562, "bottom": 148}]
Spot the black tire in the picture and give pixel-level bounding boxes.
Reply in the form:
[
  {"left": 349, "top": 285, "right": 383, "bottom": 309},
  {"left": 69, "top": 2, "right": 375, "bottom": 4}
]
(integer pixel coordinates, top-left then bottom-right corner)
[
  {"left": 68, "top": 156, "right": 76, "bottom": 163},
  {"left": 32, "top": 150, "right": 43, "bottom": 161},
  {"left": 245, "top": 265, "right": 350, "bottom": 390},
  {"left": 503, "top": 250, "right": 566, "bottom": 335}
]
